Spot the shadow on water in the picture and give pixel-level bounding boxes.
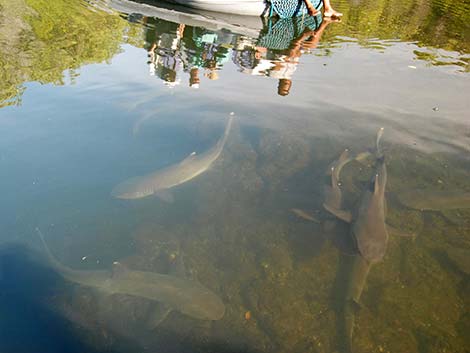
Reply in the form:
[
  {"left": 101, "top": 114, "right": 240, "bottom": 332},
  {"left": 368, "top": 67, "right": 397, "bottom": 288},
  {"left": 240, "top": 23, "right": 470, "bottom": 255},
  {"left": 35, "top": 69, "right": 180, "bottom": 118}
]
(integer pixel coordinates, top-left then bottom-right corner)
[{"left": 0, "top": 244, "right": 106, "bottom": 353}]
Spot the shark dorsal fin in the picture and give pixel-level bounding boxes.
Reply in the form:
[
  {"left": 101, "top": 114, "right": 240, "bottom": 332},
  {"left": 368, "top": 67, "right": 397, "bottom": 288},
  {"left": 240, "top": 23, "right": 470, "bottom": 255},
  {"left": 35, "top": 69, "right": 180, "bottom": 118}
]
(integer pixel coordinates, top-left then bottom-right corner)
[{"left": 112, "top": 261, "right": 129, "bottom": 278}]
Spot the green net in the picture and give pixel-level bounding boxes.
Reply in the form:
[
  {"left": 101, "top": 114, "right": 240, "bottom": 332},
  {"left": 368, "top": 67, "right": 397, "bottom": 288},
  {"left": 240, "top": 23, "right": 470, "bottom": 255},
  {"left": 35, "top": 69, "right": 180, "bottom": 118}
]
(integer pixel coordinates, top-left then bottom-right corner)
[
  {"left": 257, "top": 14, "right": 323, "bottom": 50},
  {"left": 270, "top": 0, "right": 323, "bottom": 18}
]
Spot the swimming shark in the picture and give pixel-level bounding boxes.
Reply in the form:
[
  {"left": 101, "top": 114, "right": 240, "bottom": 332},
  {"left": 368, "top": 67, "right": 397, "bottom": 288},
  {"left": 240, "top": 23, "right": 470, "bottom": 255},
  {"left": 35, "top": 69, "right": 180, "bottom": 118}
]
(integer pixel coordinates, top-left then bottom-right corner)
[
  {"left": 324, "top": 128, "right": 389, "bottom": 262},
  {"left": 323, "top": 129, "right": 396, "bottom": 352},
  {"left": 332, "top": 156, "right": 387, "bottom": 353},
  {"left": 290, "top": 148, "right": 365, "bottom": 230},
  {"left": 35, "top": 228, "right": 225, "bottom": 323},
  {"left": 323, "top": 148, "right": 353, "bottom": 215},
  {"left": 112, "top": 115, "right": 234, "bottom": 200}
]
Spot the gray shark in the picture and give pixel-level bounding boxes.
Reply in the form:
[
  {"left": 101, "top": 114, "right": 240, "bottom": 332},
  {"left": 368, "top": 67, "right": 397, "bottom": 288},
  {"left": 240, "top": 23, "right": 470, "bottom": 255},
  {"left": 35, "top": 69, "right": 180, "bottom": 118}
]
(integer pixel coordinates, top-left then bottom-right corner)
[
  {"left": 112, "top": 115, "right": 234, "bottom": 200},
  {"left": 324, "top": 128, "right": 388, "bottom": 263},
  {"left": 335, "top": 253, "right": 371, "bottom": 353},
  {"left": 291, "top": 148, "right": 362, "bottom": 228},
  {"left": 334, "top": 157, "right": 387, "bottom": 353},
  {"left": 36, "top": 228, "right": 225, "bottom": 322},
  {"left": 327, "top": 129, "right": 416, "bottom": 353},
  {"left": 323, "top": 148, "right": 352, "bottom": 214},
  {"left": 323, "top": 147, "right": 373, "bottom": 220},
  {"left": 325, "top": 129, "right": 388, "bottom": 353}
]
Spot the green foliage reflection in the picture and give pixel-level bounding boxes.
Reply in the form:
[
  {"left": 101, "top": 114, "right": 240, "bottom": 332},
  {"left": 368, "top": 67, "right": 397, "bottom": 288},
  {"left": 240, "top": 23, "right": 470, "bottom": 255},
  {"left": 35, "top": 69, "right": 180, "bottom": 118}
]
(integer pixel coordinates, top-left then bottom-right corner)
[
  {"left": 0, "top": 0, "right": 130, "bottom": 108},
  {"left": 318, "top": 0, "right": 470, "bottom": 69}
]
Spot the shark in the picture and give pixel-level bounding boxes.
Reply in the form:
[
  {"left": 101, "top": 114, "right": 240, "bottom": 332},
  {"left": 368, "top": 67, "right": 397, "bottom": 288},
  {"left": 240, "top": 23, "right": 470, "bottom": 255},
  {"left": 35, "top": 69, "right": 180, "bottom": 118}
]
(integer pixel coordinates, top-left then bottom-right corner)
[
  {"left": 112, "top": 115, "right": 234, "bottom": 200},
  {"left": 324, "top": 128, "right": 388, "bottom": 263},
  {"left": 35, "top": 228, "right": 225, "bottom": 324},
  {"left": 323, "top": 148, "right": 353, "bottom": 215},
  {"left": 290, "top": 148, "right": 365, "bottom": 230},
  {"left": 331, "top": 155, "right": 387, "bottom": 353},
  {"left": 323, "top": 129, "right": 413, "bottom": 353}
]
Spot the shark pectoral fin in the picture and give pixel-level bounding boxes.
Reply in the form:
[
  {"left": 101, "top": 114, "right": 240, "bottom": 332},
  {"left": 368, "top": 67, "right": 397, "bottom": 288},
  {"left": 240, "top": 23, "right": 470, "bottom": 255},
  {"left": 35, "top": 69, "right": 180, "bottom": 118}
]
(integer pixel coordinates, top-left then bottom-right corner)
[
  {"left": 386, "top": 224, "right": 417, "bottom": 239},
  {"left": 155, "top": 189, "right": 174, "bottom": 203},
  {"left": 323, "top": 203, "right": 353, "bottom": 223},
  {"left": 112, "top": 261, "right": 129, "bottom": 278},
  {"left": 146, "top": 303, "right": 173, "bottom": 330}
]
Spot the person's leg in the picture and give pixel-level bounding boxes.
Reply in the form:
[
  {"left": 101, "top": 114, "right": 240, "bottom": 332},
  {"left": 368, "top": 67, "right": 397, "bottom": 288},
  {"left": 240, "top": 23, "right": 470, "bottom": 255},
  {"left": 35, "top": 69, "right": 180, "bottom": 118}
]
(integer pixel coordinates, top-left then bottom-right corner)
[
  {"left": 322, "top": 0, "right": 343, "bottom": 17},
  {"left": 304, "top": 0, "right": 320, "bottom": 16},
  {"left": 301, "top": 17, "right": 338, "bottom": 50}
]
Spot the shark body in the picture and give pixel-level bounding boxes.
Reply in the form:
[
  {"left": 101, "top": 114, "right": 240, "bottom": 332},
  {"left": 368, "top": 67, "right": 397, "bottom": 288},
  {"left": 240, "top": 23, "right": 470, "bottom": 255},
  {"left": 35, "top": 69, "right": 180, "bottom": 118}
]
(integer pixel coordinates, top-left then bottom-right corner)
[
  {"left": 36, "top": 229, "right": 225, "bottom": 322},
  {"left": 112, "top": 115, "right": 234, "bottom": 200},
  {"left": 324, "top": 129, "right": 391, "bottom": 352},
  {"left": 325, "top": 128, "right": 388, "bottom": 263}
]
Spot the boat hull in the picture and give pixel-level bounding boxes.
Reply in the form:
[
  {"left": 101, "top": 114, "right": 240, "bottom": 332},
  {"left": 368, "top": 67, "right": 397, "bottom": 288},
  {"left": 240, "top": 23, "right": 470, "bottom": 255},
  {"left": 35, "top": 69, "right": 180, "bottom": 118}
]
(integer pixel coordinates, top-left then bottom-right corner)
[
  {"left": 166, "top": 0, "right": 267, "bottom": 16},
  {"left": 108, "top": 0, "right": 264, "bottom": 37}
]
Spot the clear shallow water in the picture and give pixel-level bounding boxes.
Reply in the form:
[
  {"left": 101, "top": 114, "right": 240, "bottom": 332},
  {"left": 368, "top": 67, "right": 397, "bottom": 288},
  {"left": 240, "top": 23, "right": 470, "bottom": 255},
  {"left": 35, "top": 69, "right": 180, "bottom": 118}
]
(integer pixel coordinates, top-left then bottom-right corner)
[{"left": 0, "top": 0, "right": 469, "bottom": 352}]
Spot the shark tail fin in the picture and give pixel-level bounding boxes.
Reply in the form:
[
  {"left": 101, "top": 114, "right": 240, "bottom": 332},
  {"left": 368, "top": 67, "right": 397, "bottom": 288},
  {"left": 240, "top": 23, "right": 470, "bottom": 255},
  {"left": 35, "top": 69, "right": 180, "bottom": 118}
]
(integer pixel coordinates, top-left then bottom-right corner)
[
  {"left": 214, "top": 113, "right": 235, "bottom": 153},
  {"left": 223, "top": 113, "right": 235, "bottom": 140},
  {"left": 35, "top": 227, "right": 64, "bottom": 273},
  {"left": 375, "top": 127, "right": 385, "bottom": 159},
  {"left": 35, "top": 227, "right": 50, "bottom": 255}
]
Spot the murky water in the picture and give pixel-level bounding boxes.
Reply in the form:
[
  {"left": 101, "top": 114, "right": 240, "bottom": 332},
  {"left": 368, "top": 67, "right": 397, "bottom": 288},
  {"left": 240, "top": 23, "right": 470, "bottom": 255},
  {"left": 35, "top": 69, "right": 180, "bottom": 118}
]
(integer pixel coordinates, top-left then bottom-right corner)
[{"left": 1, "top": 0, "right": 469, "bottom": 352}]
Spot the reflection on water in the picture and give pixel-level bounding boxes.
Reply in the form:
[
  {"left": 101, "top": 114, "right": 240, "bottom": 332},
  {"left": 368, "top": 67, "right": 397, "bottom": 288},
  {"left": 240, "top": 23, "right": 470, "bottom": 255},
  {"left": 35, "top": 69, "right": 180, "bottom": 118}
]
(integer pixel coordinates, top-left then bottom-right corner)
[
  {"left": 2, "top": 0, "right": 469, "bottom": 106},
  {"left": 0, "top": 0, "right": 469, "bottom": 352},
  {"left": 141, "top": 13, "right": 329, "bottom": 95}
]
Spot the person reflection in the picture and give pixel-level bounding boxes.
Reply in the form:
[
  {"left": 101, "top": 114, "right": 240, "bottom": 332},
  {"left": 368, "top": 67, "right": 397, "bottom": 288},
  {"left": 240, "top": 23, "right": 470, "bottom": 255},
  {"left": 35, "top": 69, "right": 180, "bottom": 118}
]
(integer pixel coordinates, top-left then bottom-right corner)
[
  {"left": 146, "top": 19, "right": 186, "bottom": 87},
  {"left": 181, "top": 27, "right": 230, "bottom": 88},
  {"left": 233, "top": 15, "right": 338, "bottom": 96},
  {"left": 189, "top": 67, "right": 200, "bottom": 88},
  {"left": 272, "top": 16, "right": 337, "bottom": 96},
  {"left": 144, "top": 19, "right": 234, "bottom": 89}
]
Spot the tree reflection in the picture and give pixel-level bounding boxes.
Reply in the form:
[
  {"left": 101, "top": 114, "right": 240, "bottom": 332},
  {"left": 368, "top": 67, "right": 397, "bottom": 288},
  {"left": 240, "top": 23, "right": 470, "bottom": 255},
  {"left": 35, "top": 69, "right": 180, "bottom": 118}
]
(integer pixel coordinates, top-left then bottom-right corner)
[
  {"left": 0, "top": 0, "right": 136, "bottom": 108},
  {"left": 1, "top": 0, "right": 468, "bottom": 107}
]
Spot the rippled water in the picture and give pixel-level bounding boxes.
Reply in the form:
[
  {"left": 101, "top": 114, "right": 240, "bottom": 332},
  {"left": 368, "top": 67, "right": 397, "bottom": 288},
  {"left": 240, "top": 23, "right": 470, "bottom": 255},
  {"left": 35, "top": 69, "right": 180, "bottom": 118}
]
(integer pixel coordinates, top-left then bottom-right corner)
[{"left": 0, "top": 0, "right": 469, "bottom": 352}]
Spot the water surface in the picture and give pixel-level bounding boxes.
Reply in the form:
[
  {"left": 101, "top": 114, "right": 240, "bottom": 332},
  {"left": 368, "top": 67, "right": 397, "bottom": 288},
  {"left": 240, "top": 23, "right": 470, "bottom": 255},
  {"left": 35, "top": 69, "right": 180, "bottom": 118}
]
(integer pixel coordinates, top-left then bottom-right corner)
[{"left": 0, "top": 0, "right": 469, "bottom": 352}]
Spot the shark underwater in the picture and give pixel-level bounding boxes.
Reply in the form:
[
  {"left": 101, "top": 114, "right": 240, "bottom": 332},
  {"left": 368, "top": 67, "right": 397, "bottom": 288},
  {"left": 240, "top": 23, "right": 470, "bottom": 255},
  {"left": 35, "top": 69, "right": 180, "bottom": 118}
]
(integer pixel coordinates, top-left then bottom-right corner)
[
  {"left": 323, "top": 129, "right": 415, "bottom": 353},
  {"left": 35, "top": 228, "right": 225, "bottom": 324},
  {"left": 325, "top": 128, "right": 389, "bottom": 263},
  {"left": 112, "top": 115, "right": 234, "bottom": 200}
]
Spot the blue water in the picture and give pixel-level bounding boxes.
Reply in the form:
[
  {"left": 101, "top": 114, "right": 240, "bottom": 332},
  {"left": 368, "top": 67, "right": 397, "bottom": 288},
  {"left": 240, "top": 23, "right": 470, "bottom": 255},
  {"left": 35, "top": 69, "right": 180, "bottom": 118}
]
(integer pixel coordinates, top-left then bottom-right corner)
[{"left": 0, "top": 0, "right": 469, "bottom": 352}]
